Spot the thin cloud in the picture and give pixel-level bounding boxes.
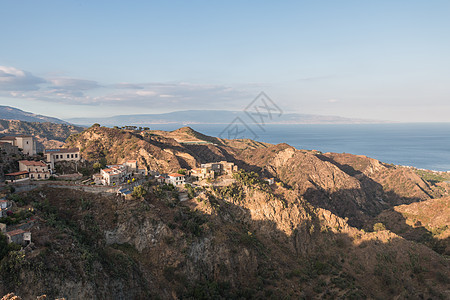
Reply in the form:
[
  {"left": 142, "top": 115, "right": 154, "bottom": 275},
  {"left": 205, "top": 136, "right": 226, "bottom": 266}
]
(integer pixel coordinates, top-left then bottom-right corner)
[
  {"left": 0, "top": 65, "right": 256, "bottom": 109},
  {"left": 0, "top": 66, "right": 46, "bottom": 91},
  {"left": 111, "top": 83, "right": 144, "bottom": 90},
  {"left": 49, "top": 78, "right": 101, "bottom": 91}
]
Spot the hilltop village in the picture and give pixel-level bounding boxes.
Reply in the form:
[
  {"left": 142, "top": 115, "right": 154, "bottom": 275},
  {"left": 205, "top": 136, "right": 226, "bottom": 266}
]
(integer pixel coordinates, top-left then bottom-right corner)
[
  {"left": 0, "top": 124, "right": 448, "bottom": 299},
  {"left": 0, "top": 131, "right": 275, "bottom": 250}
]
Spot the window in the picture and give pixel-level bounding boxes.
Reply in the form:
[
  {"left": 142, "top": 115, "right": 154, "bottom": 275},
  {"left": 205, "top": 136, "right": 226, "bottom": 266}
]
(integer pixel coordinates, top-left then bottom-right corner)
[
  {"left": 56, "top": 155, "right": 59, "bottom": 159},
  {"left": 75, "top": 154, "right": 78, "bottom": 158},
  {"left": 26, "top": 141, "right": 29, "bottom": 144},
  {"left": 67, "top": 154, "right": 69, "bottom": 158},
  {"left": 71, "top": 154, "right": 74, "bottom": 158}
]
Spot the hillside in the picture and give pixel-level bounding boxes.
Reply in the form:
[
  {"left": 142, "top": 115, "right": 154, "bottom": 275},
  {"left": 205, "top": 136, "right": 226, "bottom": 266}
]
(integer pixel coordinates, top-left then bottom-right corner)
[
  {"left": 0, "top": 106, "right": 68, "bottom": 124},
  {"left": 0, "top": 119, "right": 84, "bottom": 151},
  {"left": 376, "top": 197, "right": 450, "bottom": 255},
  {"left": 1, "top": 125, "right": 448, "bottom": 299},
  {"left": 65, "top": 125, "right": 268, "bottom": 172},
  {"left": 0, "top": 182, "right": 448, "bottom": 299}
]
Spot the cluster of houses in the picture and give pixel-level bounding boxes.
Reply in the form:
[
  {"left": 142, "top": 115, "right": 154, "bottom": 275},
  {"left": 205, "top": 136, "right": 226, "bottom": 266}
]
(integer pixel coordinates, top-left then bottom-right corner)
[
  {"left": 155, "top": 161, "right": 239, "bottom": 186},
  {"left": 4, "top": 143, "right": 81, "bottom": 183},
  {"left": 93, "top": 160, "right": 147, "bottom": 186}
]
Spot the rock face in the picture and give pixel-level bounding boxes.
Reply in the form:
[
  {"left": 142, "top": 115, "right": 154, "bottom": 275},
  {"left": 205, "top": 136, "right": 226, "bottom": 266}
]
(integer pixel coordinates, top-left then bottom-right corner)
[
  {"left": 0, "top": 119, "right": 83, "bottom": 151},
  {"left": 65, "top": 125, "right": 266, "bottom": 173},
  {"left": 1, "top": 127, "right": 449, "bottom": 299},
  {"left": 3, "top": 182, "right": 448, "bottom": 299},
  {"left": 236, "top": 144, "right": 438, "bottom": 228}
]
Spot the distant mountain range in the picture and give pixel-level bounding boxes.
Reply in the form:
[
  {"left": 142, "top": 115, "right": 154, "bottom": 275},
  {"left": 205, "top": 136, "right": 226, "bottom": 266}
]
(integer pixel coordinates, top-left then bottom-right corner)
[
  {"left": 0, "top": 105, "right": 387, "bottom": 127},
  {"left": 0, "top": 105, "right": 68, "bottom": 124},
  {"left": 67, "top": 110, "right": 385, "bottom": 126}
]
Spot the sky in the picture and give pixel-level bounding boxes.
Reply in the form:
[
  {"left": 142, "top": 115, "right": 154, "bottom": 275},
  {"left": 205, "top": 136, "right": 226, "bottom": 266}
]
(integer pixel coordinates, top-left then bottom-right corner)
[{"left": 0, "top": 0, "right": 449, "bottom": 122}]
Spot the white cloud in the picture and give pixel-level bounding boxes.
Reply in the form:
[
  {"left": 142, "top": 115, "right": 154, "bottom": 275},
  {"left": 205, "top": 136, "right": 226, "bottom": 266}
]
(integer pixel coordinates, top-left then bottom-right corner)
[
  {"left": 0, "top": 66, "right": 46, "bottom": 91},
  {"left": 0, "top": 65, "right": 256, "bottom": 110}
]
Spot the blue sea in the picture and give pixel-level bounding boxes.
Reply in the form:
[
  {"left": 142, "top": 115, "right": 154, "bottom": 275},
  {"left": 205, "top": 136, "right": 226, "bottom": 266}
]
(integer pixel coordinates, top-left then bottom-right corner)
[{"left": 149, "top": 123, "right": 450, "bottom": 172}]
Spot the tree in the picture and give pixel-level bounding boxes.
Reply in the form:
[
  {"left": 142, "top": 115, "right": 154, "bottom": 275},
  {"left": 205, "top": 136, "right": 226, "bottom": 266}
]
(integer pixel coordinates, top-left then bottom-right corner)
[
  {"left": 373, "top": 222, "right": 386, "bottom": 232},
  {"left": 93, "top": 162, "right": 102, "bottom": 171},
  {"left": 177, "top": 169, "right": 186, "bottom": 175},
  {"left": 0, "top": 233, "right": 8, "bottom": 260},
  {"left": 132, "top": 185, "right": 147, "bottom": 199}
]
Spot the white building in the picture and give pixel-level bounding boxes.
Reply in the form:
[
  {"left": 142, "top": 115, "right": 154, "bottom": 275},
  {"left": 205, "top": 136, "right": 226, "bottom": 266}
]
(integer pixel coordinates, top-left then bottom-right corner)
[
  {"left": 167, "top": 173, "right": 186, "bottom": 186},
  {"left": 100, "top": 165, "right": 128, "bottom": 186},
  {"left": 200, "top": 161, "right": 238, "bottom": 176},
  {"left": 96, "top": 160, "right": 147, "bottom": 185},
  {"left": 18, "top": 160, "right": 51, "bottom": 180},
  {"left": 0, "top": 135, "right": 36, "bottom": 156},
  {"left": 44, "top": 148, "right": 80, "bottom": 170}
]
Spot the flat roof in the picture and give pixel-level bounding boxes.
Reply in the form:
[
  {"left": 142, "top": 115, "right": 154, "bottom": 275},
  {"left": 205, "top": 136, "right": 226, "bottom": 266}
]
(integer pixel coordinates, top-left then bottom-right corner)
[
  {"left": 0, "top": 136, "right": 15, "bottom": 141},
  {"left": 44, "top": 148, "right": 79, "bottom": 154},
  {"left": 19, "top": 160, "right": 47, "bottom": 167}
]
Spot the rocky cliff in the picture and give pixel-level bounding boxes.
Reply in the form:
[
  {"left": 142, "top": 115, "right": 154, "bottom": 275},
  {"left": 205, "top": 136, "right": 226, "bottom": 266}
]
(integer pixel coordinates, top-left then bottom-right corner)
[{"left": 1, "top": 126, "right": 448, "bottom": 299}]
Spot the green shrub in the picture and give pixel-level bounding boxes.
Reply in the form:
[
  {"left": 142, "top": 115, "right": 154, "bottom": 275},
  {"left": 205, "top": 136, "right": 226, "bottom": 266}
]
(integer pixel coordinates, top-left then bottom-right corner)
[
  {"left": 132, "top": 185, "right": 147, "bottom": 199},
  {"left": 373, "top": 223, "right": 386, "bottom": 232}
]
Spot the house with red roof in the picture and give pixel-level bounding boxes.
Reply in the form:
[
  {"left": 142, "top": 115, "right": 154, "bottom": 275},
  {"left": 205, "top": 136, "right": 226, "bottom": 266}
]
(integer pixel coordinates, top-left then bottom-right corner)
[
  {"left": 167, "top": 173, "right": 186, "bottom": 186},
  {"left": 18, "top": 160, "right": 51, "bottom": 180},
  {"left": 6, "top": 229, "right": 31, "bottom": 246}
]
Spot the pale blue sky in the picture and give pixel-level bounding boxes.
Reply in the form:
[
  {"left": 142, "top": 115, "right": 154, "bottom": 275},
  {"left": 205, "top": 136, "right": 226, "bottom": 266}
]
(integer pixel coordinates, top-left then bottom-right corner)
[{"left": 0, "top": 1, "right": 449, "bottom": 121}]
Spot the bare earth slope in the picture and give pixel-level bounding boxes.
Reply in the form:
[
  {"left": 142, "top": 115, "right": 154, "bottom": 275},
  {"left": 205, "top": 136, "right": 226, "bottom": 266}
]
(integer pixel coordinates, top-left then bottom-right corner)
[
  {"left": 1, "top": 125, "right": 448, "bottom": 299},
  {"left": 0, "top": 119, "right": 83, "bottom": 151}
]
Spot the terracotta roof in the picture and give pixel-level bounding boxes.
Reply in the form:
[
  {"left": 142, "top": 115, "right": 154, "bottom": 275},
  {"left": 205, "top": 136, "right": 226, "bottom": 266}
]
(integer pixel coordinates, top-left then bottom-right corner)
[
  {"left": 126, "top": 160, "right": 137, "bottom": 163},
  {"left": 19, "top": 160, "right": 47, "bottom": 167},
  {"left": 5, "top": 171, "right": 29, "bottom": 176},
  {"left": 6, "top": 229, "right": 26, "bottom": 236},
  {"left": 0, "top": 136, "right": 15, "bottom": 141},
  {"left": 44, "top": 148, "right": 79, "bottom": 154},
  {"left": 168, "top": 173, "right": 185, "bottom": 177}
]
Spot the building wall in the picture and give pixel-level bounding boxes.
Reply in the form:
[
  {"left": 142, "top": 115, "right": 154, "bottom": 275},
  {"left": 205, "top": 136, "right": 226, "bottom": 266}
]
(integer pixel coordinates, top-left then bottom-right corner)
[
  {"left": 15, "top": 137, "right": 36, "bottom": 156},
  {"left": 29, "top": 171, "right": 50, "bottom": 180},
  {"left": 49, "top": 152, "right": 80, "bottom": 162},
  {"left": 19, "top": 163, "right": 48, "bottom": 173},
  {"left": 168, "top": 176, "right": 185, "bottom": 185}
]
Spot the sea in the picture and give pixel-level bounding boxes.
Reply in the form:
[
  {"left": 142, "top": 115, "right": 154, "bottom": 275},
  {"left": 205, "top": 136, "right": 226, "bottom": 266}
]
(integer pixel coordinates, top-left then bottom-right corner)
[{"left": 148, "top": 123, "right": 450, "bottom": 172}]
